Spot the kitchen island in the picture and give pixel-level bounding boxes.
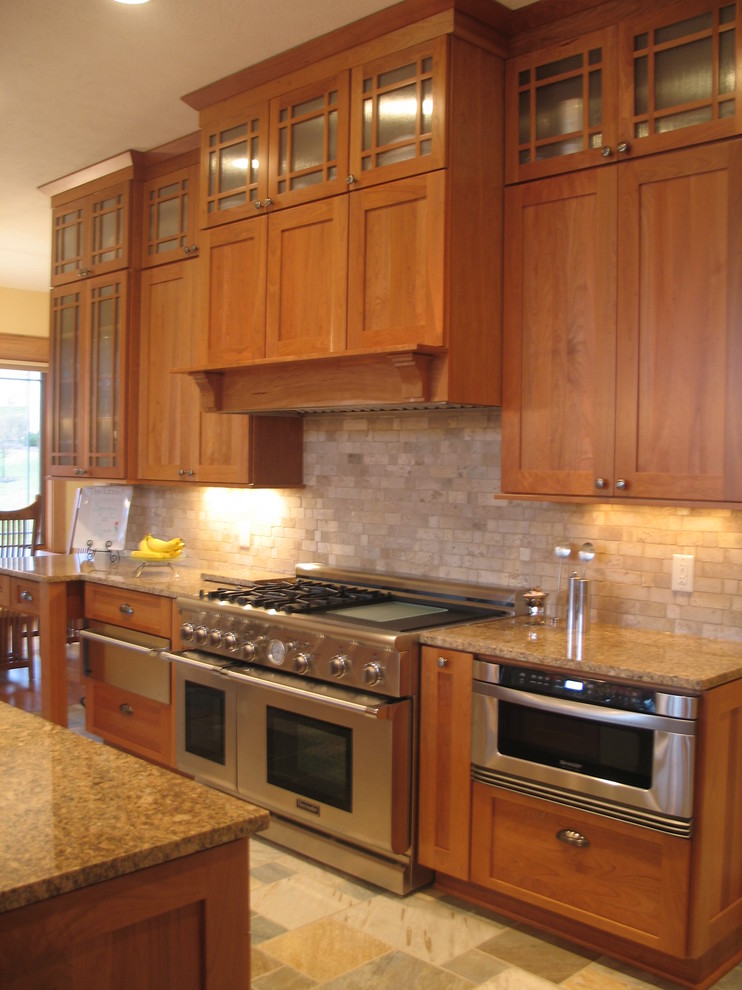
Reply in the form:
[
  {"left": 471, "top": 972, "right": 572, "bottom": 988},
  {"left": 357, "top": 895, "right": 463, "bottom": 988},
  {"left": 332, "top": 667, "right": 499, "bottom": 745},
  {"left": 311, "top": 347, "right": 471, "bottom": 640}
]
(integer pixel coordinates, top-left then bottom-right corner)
[{"left": 0, "top": 703, "right": 269, "bottom": 990}]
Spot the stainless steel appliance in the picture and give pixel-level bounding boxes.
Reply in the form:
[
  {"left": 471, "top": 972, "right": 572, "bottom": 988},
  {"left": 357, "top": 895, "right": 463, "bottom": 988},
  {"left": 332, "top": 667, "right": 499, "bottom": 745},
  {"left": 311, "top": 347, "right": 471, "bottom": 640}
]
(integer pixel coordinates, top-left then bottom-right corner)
[
  {"left": 472, "top": 659, "right": 698, "bottom": 837},
  {"left": 166, "top": 564, "right": 521, "bottom": 893}
]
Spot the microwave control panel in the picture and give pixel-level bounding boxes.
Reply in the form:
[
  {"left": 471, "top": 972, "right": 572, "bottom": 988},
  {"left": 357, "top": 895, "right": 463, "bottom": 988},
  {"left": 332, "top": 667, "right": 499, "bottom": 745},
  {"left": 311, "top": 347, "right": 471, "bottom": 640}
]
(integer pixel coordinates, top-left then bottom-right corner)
[{"left": 499, "top": 665, "right": 656, "bottom": 713}]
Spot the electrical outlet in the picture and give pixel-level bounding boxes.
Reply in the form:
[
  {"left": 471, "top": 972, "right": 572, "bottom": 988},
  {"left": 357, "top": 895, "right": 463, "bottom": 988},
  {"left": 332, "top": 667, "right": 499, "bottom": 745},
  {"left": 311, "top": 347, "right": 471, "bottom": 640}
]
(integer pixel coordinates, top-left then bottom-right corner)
[
  {"left": 238, "top": 521, "right": 251, "bottom": 549},
  {"left": 671, "top": 553, "right": 694, "bottom": 593}
]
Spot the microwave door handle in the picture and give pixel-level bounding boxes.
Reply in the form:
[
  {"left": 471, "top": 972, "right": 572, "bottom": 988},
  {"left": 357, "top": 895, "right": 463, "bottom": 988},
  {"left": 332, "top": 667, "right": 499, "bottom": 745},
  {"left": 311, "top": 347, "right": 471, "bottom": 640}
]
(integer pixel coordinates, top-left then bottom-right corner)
[
  {"left": 78, "top": 627, "right": 168, "bottom": 658},
  {"left": 478, "top": 682, "right": 696, "bottom": 734},
  {"left": 223, "top": 667, "right": 391, "bottom": 719}
]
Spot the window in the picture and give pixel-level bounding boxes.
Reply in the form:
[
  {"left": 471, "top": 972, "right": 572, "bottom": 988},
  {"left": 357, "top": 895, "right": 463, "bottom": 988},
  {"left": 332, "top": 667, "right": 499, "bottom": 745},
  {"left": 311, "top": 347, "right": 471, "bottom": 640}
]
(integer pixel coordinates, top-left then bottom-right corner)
[{"left": 0, "top": 369, "right": 43, "bottom": 509}]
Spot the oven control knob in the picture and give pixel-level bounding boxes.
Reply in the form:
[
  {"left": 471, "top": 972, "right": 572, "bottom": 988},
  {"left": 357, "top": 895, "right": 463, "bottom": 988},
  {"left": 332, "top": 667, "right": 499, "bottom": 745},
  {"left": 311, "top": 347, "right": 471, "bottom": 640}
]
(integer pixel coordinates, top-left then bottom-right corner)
[
  {"left": 294, "top": 652, "right": 312, "bottom": 674},
  {"left": 329, "top": 654, "right": 349, "bottom": 678},
  {"left": 194, "top": 625, "right": 208, "bottom": 647},
  {"left": 223, "top": 632, "right": 238, "bottom": 652},
  {"left": 362, "top": 661, "right": 384, "bottom": 687},
  {"left": 242, "top": 641, "right": 256, "bottom": 661},
  {"left": 209, "top": 628, "right": 222, "bottom": 648},
  {"left": 180, "top": 622, "right": 194, "bottom": 642}
]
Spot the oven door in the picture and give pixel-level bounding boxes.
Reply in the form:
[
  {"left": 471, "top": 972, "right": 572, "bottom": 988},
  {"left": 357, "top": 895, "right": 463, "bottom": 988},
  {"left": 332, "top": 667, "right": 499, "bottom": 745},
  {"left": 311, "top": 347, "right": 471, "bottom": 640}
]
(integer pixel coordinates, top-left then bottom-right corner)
[
  {"left": 472, "top": 674, "right": 697, "bottom": 835},
  {"left": 228, "top": 666, "right": 412, "bottom": 856},
  {"left": 171, "top": 652, "right": 238, "bottom": 793}
]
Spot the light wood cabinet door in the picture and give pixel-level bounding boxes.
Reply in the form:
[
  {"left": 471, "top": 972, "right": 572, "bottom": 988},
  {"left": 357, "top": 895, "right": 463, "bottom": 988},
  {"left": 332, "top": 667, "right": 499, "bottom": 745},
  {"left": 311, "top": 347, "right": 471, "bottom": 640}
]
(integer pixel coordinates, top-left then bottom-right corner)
[
  {"left": 505, "top": 28, "right": 618, "bottom": 184},
  {"left": 266, "top": 197, "right": 349, "bottom": 358},
  {"left": 48, "top": 272, "right": 129, "bottom": 480},
  {"left": 200, "top": 99, "right": 269, "bottom": 227},
  {"left": 51, "top": 180, "right": 131, "bottom": 286},
  {"left": 417, "top": 646, "right": 472, "bottom": 879},
  {"left": 141, "top": 164, "right": 199, "bottom": 267},
  {"left": 347, "top": 170, "right": 445, "bottom": 351},
  {"left": 201, "top": 217, "right": 268, "bottom": 365},
  {"left": 614, "top": 139, "right": 742, "bottom": 501},
  {"left": 470, "top": 782, "right": 691, "bottom": 955},
  {"left": 349, "top": 37, "right": 447, "bottom": 187},
  {"left": 502, "top": 167, "right": 618, "bottom": 497}
]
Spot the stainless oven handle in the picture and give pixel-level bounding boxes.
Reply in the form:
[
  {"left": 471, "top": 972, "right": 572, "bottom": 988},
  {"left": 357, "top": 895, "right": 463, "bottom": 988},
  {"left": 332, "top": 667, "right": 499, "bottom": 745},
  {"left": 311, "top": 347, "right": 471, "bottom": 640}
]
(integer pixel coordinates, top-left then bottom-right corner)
[
  {"left": 223, "top": 667, "right": 393, "bottom": 719},
  {"left": 79, "top": 627, "right": 168, "bottom": 658},
  {"left": 160, "top": 649, "right": 228, "bottom": 672},
  {"left": 474, "top": 681, "right": 696, "bottom": 734}
]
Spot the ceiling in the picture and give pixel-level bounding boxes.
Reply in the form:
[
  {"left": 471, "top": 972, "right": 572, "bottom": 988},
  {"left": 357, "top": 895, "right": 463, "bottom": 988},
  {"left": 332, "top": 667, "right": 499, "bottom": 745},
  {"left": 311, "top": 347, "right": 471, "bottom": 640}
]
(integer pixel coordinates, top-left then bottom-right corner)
[{"left": 0, "top": 0, "right": 534, "bottom": 294}]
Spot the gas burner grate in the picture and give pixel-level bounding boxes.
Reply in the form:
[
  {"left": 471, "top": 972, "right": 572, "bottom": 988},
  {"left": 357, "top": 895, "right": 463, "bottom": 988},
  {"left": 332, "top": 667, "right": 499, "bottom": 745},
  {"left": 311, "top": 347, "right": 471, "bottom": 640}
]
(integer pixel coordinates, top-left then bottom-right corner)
[{"left": 202, "top": 578, "right": 391, "bottom": 615}]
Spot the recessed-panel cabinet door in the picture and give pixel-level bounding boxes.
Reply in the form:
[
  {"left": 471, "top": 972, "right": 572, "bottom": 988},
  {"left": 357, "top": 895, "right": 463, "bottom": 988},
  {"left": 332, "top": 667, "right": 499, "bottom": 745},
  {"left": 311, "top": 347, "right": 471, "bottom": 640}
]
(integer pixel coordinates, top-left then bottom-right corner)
[
  {"left": 614, "top": 139, "right": 742, "bottom": 500},
  {"left": 265, "top": 197, "right": 349, "bottom": 358},
  {"left": 347, "top": 171, "right": 445, "bottom": 351},
  {"left": 501, "top": 168, "right": 618, "bottom": 496},
  {"left": 202, "top": 217, "right": 268, "bottom": 365}
]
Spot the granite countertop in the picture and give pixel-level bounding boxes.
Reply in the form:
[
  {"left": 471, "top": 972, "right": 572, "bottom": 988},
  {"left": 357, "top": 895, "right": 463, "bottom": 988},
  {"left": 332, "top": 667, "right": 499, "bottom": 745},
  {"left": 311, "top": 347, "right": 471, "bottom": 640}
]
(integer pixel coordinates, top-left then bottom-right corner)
[
  {"left": 0, "top": 553, "right": 287, "bottom": 600},
  {"left": 0, "top": 704, "right": 269, "bottom": 914},
  {"left": 421, "top": 617, "right": 742, "bottom": 692}
]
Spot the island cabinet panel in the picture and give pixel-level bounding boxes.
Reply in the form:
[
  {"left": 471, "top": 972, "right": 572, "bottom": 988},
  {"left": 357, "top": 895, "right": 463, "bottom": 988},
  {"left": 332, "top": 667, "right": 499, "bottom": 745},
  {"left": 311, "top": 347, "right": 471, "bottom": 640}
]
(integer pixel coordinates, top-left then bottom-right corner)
[
  {"left": 0, "top": 838, "right": 251, "bottom": 990},
  {"left": 85, "top": 585, "right": 173, "bottom": 638},
  {"left": 85, "top": 679, "right": 172, "bottom": 766},
  {"left": 417, "top": 647, "right": 472, "bottom": 879},
  {"left": 470, "top": 782, "right": 691, "bottom": 956},
  {"left": 502, "top": 136, "right": 742, "bottom": 504},
  {"left": 687, "top": 676, "right": 742, "bottom": 958}
]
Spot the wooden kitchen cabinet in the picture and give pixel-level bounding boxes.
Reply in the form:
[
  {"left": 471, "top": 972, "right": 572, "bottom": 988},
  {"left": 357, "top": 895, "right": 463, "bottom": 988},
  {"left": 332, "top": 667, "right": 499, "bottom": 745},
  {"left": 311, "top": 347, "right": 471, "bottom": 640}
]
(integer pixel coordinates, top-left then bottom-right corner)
[
  {"left": 138, "top": 259, "right": 303, "bottom": 486},
  {"left": 506, "top": 0, "right": 741, "bottom": 184},
  {"left": 417, "top": 646, "right": 472, "bottom": 879},
  {"left": 141, "top": 160, "right": 199, "bottom": 267},
  {"left": 85, "top": 584, "right": 173, "bottom": 637},
  {"left": 469, "top": 783, "right": 691, "bottom": 956},
  {"left": 502, "top": 137, "right": 742, "bottom": 504},
  {"left": 48, "top": 271, "right": 130, "bottom": 479},
  {"left": 51, "top": 178, "right": 132, "bottom": 286}
]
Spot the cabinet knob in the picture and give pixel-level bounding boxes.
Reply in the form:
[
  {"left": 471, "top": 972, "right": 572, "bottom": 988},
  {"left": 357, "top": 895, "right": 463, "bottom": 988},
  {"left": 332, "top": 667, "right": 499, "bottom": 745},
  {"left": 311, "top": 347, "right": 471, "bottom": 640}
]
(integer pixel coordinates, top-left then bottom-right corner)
[
  {"left": 20, "top": 590, "right": 33, "bottom": 603},
  {"left": 183, "top": 245, "right": 198, "bottom": 254},
  {"left": 617, "top": 141, "right": 631, "bottom": 155},
  {"left": 594, "top": 477, "right": 608, "bottom": 490},
  {"left": 600, "top": 146, "right": 613, "bottom": 158},
  {"left": 119, "top": 603, "right": 134, "bottom": 616},
  {"left": 119, "top": 703, "right": 133, "bottom": 715},
  {"left": 346, "top": 174, "right": 358, "bottom": 186},
  {"left": 437, "top": 656, "right": 447, "bottom": 668},
  {"left": 615, "top": 478, "right": 627, "bottom": 491},
  {"left": 254, "top": 198, "right": 273, "bottom": 210},
  {"left": 556, "top": 828, "right": 590, "bottom": 848}
]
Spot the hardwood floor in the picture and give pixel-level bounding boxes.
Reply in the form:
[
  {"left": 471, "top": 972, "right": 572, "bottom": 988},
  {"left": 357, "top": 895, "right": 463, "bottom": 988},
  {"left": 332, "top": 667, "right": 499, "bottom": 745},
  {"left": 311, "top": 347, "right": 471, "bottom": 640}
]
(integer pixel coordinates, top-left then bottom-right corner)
[{"left": 0, "top": 637, "right": 85, "bottom": 714}]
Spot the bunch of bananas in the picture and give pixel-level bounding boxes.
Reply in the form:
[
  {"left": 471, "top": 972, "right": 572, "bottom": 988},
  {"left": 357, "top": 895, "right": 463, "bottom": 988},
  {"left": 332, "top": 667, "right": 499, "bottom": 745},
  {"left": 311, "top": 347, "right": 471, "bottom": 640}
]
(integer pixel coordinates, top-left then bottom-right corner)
[{"left": 131, "top": 534, "right": 185, "bottom": 561}]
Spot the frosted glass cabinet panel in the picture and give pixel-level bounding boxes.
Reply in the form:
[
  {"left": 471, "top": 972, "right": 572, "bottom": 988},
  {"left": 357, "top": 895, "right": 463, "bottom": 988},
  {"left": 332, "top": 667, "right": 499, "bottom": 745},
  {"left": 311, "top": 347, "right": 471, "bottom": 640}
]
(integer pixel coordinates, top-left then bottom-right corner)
[
  {"left": 51, "top": 181, "right": 131, "bottom": 286},
  {"left": 202, "top": 104, "right": 268, "bottom": 225},
  {"left": 142, "top": 164, "right": 199, "bottom": 266}
]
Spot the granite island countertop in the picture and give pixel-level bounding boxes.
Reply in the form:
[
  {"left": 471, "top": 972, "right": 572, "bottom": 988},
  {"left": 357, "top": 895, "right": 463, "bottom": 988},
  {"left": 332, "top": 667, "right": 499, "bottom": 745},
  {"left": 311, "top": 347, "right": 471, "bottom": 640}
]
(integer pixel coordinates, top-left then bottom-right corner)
[
  {"left": 421, "top": 616, "right": 742, "bottom": 692},
  {"left": 0, "top": 704, "right": 269, "bottom": 913}
]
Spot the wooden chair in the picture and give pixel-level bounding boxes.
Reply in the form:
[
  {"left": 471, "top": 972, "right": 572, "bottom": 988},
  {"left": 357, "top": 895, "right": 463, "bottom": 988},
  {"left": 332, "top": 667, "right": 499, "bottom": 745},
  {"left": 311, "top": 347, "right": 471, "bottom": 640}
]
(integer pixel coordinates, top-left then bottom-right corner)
[{"left": 0, "top": 495, "right": 42, "bottom": 684}]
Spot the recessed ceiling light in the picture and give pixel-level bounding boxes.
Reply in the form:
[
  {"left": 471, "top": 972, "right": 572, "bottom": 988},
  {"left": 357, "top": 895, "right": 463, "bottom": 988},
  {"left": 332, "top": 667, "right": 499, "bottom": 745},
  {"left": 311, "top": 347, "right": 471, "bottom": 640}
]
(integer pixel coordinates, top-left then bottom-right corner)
[{"left": 113, "top": 0, "right": 151, "bottom": 5}]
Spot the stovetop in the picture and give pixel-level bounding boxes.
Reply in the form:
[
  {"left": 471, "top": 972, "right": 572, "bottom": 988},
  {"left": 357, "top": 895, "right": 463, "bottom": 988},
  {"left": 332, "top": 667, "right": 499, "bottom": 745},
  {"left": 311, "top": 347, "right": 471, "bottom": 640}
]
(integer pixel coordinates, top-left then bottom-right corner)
[{"left": 201, "top": 577, "right": 392, "bottom": 615}]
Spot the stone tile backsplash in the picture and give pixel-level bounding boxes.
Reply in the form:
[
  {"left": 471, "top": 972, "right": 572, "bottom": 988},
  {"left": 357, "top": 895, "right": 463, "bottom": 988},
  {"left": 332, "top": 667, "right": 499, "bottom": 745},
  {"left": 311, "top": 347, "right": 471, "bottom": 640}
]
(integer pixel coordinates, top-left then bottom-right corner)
[{"left": 127, "top": 407, "right": 742, "bottom": 642}]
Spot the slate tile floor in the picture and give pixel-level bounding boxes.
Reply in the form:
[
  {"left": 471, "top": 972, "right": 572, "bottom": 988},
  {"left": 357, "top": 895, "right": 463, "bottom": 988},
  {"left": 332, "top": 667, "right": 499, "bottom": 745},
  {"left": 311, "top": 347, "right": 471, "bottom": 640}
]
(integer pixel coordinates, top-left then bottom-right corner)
[{"left": 249, "top": 837, "right": 742, "bottom": 990}]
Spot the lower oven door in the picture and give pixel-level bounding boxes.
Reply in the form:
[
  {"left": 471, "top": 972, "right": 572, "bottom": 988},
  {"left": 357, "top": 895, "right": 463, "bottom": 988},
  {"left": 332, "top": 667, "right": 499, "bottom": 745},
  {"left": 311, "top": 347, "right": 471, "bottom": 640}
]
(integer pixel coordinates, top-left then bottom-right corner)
[
  {"left": 472, "top": 672, "right": 697, "bottom": 835},
  {"left": 171, "top": 652, "right": 237, "bottom": 793},
  {"left": 228, "top": 667, "right": 412, "bottom": 856}
]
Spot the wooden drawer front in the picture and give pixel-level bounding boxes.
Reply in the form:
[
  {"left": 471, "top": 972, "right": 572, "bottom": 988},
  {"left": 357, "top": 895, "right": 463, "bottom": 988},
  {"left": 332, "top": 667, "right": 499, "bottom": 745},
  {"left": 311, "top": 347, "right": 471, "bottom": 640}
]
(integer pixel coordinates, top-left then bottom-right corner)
[
  {"left": 470, "top": 783, "right": 690, "bottom": 955},
  {"left": 87, "top": 681, "right": 172, "bottom": 766},
  {"left": 0, "top": 576, "right": 10, "bottom": 608},
  {"left": 85, "top": 584, "right": 172, "bottom": 638},
  {"left": 9, "top": 578, "right": 41, "bottom": 616}
]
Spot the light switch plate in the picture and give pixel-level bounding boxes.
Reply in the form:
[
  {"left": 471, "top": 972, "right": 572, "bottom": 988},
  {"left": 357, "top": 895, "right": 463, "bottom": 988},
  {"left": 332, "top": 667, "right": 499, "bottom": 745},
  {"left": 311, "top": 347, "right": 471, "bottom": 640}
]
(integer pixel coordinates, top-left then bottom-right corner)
[{"left": 671, "top": 553, "right": 694, "bottom": 593}]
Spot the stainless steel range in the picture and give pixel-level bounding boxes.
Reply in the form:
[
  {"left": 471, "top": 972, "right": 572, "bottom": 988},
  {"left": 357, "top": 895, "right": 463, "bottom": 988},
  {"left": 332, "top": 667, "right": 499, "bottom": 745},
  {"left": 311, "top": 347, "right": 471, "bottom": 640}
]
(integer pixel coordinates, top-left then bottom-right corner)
[{"left": 165, "top": 564, "right": 523, "bottom": 893}]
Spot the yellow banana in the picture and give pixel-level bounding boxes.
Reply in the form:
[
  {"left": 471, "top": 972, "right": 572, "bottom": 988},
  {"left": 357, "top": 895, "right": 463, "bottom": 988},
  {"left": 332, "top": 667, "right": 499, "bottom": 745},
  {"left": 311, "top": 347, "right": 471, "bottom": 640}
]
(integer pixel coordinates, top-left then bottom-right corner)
[
  {"left": 144, "top": 533, "right": 184, "bottom": 552},
  {"left": 132, "top": 548, "right": 182, "bottom": 561}
]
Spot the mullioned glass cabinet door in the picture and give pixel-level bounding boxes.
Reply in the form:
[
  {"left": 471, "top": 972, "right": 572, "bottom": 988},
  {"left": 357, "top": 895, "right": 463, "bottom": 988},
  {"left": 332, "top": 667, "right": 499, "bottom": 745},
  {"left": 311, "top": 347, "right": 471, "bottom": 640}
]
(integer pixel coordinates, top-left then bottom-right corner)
[
  {"left": 349, "top": 37, "right": 447, "bottom": 187},
  {"left": 505, "top": 28, "right": 618, "bottom": 184},
  {"left": 142, "top": 165, "right": 199, "bottom": 267},
  {"left": 51, "top": 181, "right": 130, "bottom": 286},
  {"left": 200, "top": 101, "right": 269, "bottom": 227},
  {"left": 618, "top": 0, "right": 740, "bottom": 156}
]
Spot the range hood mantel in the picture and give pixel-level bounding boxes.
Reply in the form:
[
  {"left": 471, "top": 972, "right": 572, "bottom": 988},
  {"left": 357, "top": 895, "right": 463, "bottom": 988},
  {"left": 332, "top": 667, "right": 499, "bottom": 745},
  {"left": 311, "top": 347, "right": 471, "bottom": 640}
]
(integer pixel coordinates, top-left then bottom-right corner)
[{"left": 178, "top": 345, "right": 483, "bottom": 414}]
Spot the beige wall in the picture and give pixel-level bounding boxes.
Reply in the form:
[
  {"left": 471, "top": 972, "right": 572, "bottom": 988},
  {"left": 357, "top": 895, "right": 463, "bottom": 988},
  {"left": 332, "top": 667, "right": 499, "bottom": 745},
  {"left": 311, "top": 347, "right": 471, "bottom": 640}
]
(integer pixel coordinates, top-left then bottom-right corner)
[
  {"left": 126, "top": 407, "right": 742, "bottom": 643},
  {"left": 0, "top": 287, "right": 49, "bottom": 337}
]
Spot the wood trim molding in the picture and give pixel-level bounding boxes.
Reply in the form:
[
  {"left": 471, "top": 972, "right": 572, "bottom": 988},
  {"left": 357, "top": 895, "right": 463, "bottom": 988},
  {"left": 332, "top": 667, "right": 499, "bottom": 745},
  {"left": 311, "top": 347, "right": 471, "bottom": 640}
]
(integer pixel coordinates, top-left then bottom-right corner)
[{"left": 0, "top": 334, "right": 49, "bottom": 368}]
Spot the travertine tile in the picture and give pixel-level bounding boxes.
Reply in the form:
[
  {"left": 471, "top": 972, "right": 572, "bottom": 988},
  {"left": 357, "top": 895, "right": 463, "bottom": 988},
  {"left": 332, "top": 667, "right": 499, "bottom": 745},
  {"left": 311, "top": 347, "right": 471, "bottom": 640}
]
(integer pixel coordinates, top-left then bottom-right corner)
[
  {"left": 478, "top": 926, "right": 598, "bottom": 983},
  {"left": 263, "top": 917, "right": 390, "bottom": 982},
  {"left": 312, "top": 949, "right": 473, "bottom": 990},
  {"left": 250, "top": 872, "right": 364, "bottom": 930}
]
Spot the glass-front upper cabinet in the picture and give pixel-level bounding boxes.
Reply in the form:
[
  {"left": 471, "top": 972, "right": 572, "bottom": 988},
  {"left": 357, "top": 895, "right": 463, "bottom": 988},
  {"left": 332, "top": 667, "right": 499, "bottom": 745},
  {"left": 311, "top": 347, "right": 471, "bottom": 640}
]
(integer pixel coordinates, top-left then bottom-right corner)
[
  {"left": 141, "top": 163, "right": 199, "bottom": 267},
  {"left": 200, "top": 100, "right": 269, "bottom": 227},
  {"left": 618, "top": 0, "right": 739, "bottom": 155},
  {"left": 349, "top": 37, "right": 447, "bottom": 186},
  {"left": 505, "top": 29, "right": 618, "bottom": 184},
  {"left": 268, "top": 72, "right": 350, "bottom": 207},
  {"left": 51, "top": 180, "right": 131, "bottom": 286}
]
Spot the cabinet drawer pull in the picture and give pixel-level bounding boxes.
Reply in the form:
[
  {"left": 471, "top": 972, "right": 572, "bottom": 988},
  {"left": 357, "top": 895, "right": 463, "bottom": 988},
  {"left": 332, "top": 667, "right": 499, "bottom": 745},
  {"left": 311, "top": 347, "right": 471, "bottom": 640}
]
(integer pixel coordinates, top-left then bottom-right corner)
[
  {"left": 119, "top": 603, "right": 134, "bottom": 616},
  {"left": 20, "top": 590, "right": 34, "bottom": 603},
  {"left": 556, "top": 828, "right": 590, "bottom": 848},
  {"left": 119, "top": 703, "right": 133, "bottom": 715},
  {"left": 437, "top": 656, "right": 447, "bottom": 668}
]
